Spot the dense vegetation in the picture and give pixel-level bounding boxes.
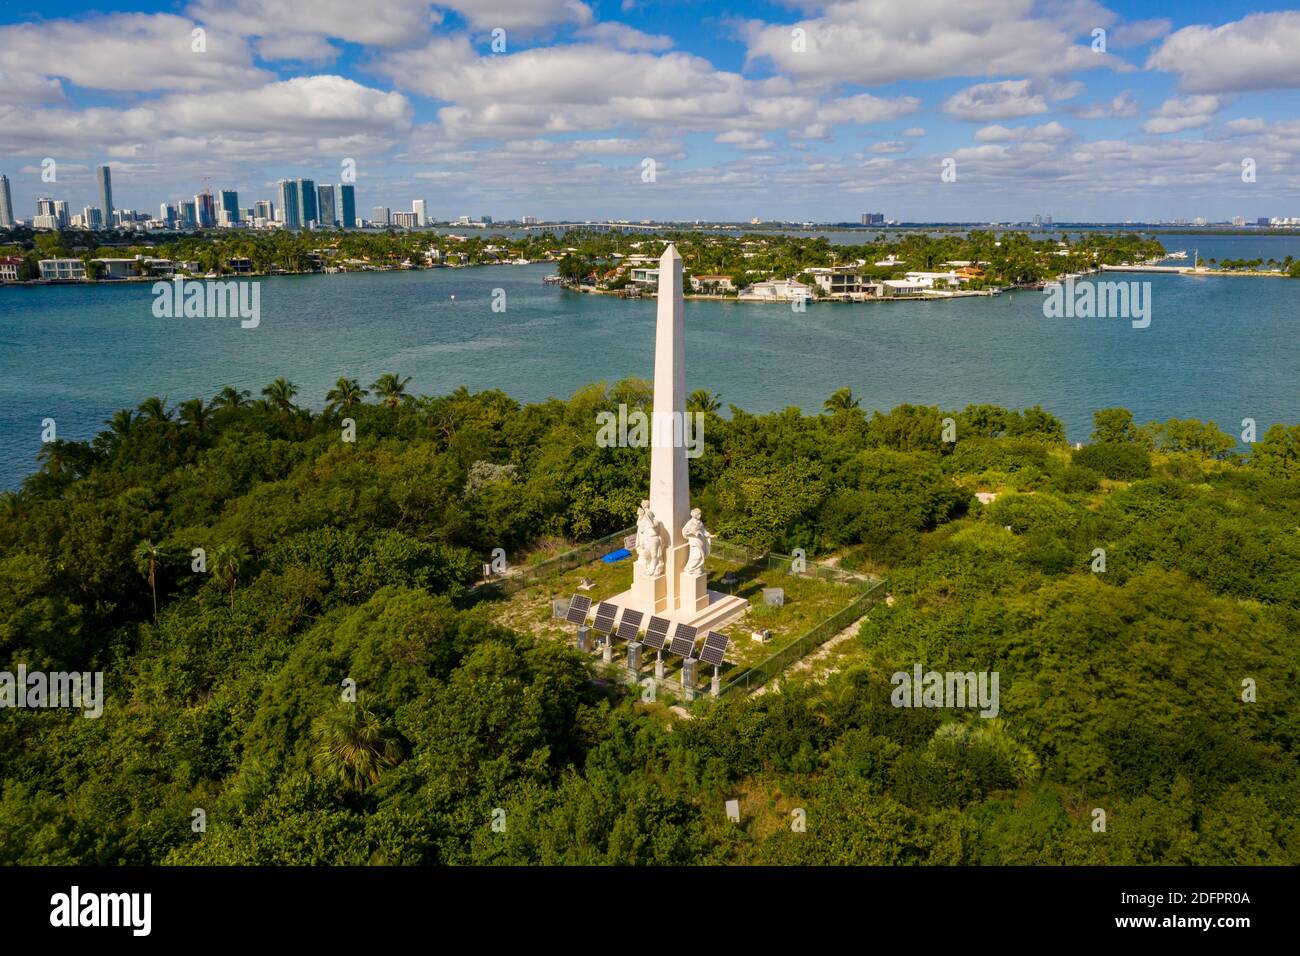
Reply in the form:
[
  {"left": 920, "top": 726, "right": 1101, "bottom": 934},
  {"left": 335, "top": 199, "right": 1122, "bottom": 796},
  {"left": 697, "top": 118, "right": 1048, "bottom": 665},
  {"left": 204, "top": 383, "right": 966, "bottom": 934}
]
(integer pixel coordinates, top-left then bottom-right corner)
[
  {"left": 2, "top": 381, "right": 1297, "bottom": 864},
  {"left": 2, "top": 226, "right": 1165, "bottom": 290}
]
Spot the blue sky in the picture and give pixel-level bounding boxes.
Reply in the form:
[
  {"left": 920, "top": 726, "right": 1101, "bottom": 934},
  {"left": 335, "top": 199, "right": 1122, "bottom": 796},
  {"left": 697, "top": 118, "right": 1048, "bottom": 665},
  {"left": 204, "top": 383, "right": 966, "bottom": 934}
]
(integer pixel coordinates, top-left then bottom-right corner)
[{"left": 2, "top": 0, "right": 1299, "bottom": 222}]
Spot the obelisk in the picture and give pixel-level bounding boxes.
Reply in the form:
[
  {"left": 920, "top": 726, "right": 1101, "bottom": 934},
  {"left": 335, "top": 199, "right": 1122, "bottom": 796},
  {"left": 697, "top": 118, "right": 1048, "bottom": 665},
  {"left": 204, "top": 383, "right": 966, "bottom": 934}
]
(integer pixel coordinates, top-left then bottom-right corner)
[{"left": 631, "top": 243, "right": 693, "bottom": 615}]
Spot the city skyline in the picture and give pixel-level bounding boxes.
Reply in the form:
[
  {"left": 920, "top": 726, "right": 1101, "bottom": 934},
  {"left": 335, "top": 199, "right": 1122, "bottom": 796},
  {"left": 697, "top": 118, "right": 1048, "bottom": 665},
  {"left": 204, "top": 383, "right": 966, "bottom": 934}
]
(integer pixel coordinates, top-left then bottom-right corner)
[{"left": 2, "top": 1, "right": 1299, "bottom": 222}]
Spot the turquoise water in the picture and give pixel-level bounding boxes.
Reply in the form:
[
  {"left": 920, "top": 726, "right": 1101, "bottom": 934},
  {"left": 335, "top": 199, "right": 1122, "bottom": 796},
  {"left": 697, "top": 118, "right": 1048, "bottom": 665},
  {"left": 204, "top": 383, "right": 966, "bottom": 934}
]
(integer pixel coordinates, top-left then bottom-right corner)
[{"left": 2, "top": 236, "right": 1298, "bottom": 490}]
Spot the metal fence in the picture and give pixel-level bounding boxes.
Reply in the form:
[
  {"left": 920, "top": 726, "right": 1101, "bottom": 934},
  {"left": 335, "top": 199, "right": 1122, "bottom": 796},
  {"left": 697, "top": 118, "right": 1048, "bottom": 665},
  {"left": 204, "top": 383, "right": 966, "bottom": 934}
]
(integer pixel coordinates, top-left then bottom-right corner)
[
  {"left": 715, "top": 576, "right": 889, "bottom": 696},
  {"left": 463, "top": 526, "right": 635, "bottom": 603}
]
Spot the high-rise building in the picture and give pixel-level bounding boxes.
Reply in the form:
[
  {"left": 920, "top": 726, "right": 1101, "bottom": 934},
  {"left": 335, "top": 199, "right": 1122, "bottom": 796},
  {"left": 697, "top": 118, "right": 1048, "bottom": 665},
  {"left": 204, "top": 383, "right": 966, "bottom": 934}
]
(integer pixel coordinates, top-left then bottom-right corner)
[
  {"left": 338, "top": 184, "right": 356, "bottom": 228},
  {"left": 521, "top": 215, "right": 538, "bottom": 225},
  {"left": 481, "top": 215, "right": 492, "bottom": 224},
  {"left": 277, "top": 180, "right": 300, "bottom": 229},
  {"left": 860, "top": 212, "right": 884, "bottom": 225},
  {"left": 195, "top": 191, "right": 216, "bottom": 228},
  {"left": 179, "top": 199, "right": 198, "bottom": 230},
  {"left": 372, "top": 205, "right": 390, "bottom": 226},
  {"left": 316, "top": 184, "right": 336, "bottom": 228},
  {"left": 0, "top": 174, "right": 14, "bottom": 228},
  {"left": 159, "top": 203, "right": 176, "bottom": 228},
  {"left": 392, "top": 211, "right": 417, "bottom": 228},
  {"left": 97, "top": 165, "right": 114, "bottom": 227},
  {"left": 255, "top": 199, "right": 274, "bottom": 221},
  {"left": 412, "top": 199, "right": 426, "bottom": 227},
  {"left": 297, "top": 179, "right": 318, "bottom": 227},
  {"left": 53, "top": 200, "right": 69, "bottom": 228},
  {"left": 219, "top": 189, "right": 239, "bottom": 225},
  {"left": 37, "top": 197, "right": 56, "bottom": 218},
  {"left": 84, "top": 206, "right": 104, "bottom": 229}
]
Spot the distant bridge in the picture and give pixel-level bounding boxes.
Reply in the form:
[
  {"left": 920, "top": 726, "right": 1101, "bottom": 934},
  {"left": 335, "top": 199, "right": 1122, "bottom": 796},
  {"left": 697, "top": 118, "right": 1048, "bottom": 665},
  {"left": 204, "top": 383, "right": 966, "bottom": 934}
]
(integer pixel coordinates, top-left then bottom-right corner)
[{"left": 518, "top": 222, "right": 667, "bottom": 233}]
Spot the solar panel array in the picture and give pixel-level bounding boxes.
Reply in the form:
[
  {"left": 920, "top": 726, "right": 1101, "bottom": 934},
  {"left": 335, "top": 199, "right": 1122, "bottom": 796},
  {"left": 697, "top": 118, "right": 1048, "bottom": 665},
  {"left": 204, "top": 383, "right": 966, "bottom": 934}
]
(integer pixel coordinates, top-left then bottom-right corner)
[
  {"left": 669, "top": 624, "right": 698, "bottom": 658},
  {"left": 700, "top": 631, "right": 729, "bottom": 667},
  {"left": 565, "top": 594, "right": 592, "bottom": 625},
  {"left": 616, "top": 609, "right": 643, "bottom": 642},
  {"left": 591, "top": 601, "right": 617, "bottom": 634},
  {"left": 643, "top": 616, "right": 670, "bottom": 650}
]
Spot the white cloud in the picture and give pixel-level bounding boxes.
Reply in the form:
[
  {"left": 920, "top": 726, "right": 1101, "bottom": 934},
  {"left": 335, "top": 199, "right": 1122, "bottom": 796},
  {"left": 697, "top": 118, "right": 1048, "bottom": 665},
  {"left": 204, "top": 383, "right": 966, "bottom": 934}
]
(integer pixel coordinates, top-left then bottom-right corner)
[
  {"left": 902, "top": 127, "right": 926, "bottom": 137},
  {"left": 577, "top": 22, "right": 672, "bottom": 51},
  {"left": 0, "top": 70, "right": 65, "bottom": 105},
  {"left": 1141, "top": 95, "right": 1223, "bottom": 135},
  {"left": 186, "top": 0, "right": 444, "bottom": 50},
  {"left": 0, "top": 13, "right": 270, "bottom": 92},
  {"left": 743, "top": 0, "right": 1124, "bottom": 85},
  {"left": 1148, "top": 12, "right": 1300, "bottom": 93},
  {"left": 1072, "top": 91, "right": 1139, "bottom": 119},
  {"left": 975, "top": 121, "right": 1073, "bottom": 143},
  {"left": 944, "top": 80, "right": 1048, "bottom": 121}
]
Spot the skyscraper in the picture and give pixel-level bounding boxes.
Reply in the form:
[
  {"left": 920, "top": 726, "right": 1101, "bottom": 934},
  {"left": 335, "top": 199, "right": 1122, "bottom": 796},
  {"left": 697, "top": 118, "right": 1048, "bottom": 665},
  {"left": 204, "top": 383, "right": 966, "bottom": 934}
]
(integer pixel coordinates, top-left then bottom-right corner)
[
  {"left": 195, "top": 191, "right": 216, "bottom": 228},
  {"left": 0, "top": 174, "right": 14, "bottom": 228},
  {"left": 297, "top": 179, "right": 318, "bottom": 227},
  {"left": 84, "top": 206, "right": 104, "bottom": 229},
  {"left": 219, "top": 189, "right": 239, "bottom": 225},
  {"left": 179, "top": 199, "right": 198, "bottom": 230},
  {"left": 255, "top": 199, "right": 274, "bottom": 222},
  {"left": 97, "top": 165, "right": 114, "bottom": 226},
  {"left": 53, "top": 200, "right": 69, "bottom": 228},
  {"left": 316, "top": 184, "right": 336, "bottom": 228},
  {"left": 338, "top": 183, "right": 356, "bottom": 229},
  {"left": 372, "top": 206, "right": 390, "bottom": 226},
  {"left": 159, "top": 203, "right": 176, "bottom": 228},
  {"left": 412, "top": 199, "right": 426, "bottom": 227},
  {"left": 277, "top": 180, "right": 300, "bottom": 228}
]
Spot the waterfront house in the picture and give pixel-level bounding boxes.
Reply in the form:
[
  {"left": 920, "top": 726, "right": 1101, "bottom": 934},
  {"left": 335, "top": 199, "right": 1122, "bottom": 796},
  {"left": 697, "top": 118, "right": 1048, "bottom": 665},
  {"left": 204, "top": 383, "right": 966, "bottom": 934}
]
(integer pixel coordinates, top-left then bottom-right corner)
[
  {"left": 630, "top": 267, "right": 660, "bottom": 290},
  {"left": 806, "top": 268, "right": 882, "bottom": 299},
  {"left": 738, "top": 278, "right": 812, "bottom": 302},
  {"left": 92, "top": 258, "right": 138, "bottom": 279},
  {"left": 0, "top": 256, "right": 23, "bottom": 282},
  {"left": 39, "top": 258, "right": 87, "bottom": 281},
  {"left": 142, "top": 258, "right": 175, "bottom": 276},
  {"left": 227, "top": 257, "right": 253, "bottom": 274},
  {"left": 881, "top": 278, "right": 930, "bottom": 296},
  {"left": 689, "top": 274, "right": 735, "bottom": 293}
]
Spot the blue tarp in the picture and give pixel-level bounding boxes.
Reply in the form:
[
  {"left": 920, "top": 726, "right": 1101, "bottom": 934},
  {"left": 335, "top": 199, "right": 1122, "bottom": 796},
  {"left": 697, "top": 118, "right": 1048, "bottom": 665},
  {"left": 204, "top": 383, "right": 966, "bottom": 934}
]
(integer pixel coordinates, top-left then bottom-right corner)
[{"left": 601, "top": 548, "right": 632, "bottom": 563}]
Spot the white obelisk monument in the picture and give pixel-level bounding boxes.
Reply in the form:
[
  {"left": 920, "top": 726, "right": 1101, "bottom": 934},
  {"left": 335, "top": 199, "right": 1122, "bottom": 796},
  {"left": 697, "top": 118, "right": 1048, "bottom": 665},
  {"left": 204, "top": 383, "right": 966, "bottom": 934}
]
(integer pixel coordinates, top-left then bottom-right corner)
[{"left": 616, "top": 243, "right": 745, "bottom": 628}]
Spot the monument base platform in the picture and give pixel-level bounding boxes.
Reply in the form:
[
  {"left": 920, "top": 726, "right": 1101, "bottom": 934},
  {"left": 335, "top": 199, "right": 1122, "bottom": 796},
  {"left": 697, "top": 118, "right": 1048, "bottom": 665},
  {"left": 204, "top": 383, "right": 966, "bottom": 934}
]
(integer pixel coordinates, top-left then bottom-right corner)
[{"left": 604, "top": 587, "right": 749, "bottom": 633}]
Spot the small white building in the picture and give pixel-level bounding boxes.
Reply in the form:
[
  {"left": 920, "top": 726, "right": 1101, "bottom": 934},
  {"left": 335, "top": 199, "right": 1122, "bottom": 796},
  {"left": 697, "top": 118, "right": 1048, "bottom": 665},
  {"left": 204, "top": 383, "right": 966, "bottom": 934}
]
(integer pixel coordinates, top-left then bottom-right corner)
[
  {"left": 92, "top": 258, "right": 138, "bottom": 279},
  {"left": 738, "top": 278, "right": 812, "bottom": 302},
  {"left": 629, "top": 267, "right": 660, "bottom": 289},
  {"left": 38, "top": 258, "right": 87, "bottom": 281}
]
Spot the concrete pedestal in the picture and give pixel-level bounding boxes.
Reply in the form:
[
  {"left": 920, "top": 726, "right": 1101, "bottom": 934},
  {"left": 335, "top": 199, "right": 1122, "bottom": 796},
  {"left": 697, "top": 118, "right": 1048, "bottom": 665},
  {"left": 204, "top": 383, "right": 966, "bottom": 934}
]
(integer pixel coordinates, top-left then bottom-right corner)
[
  {"left": 680, "top": 569, "right": 709, "bottom": 614},
  {"left": 627, "top": 641, "right": 642, "bottom": 678},
  {"left": 576, "top": 626, "right": 590, "bottom": 653},
  {"left": 602, "top": 638, "right": 613, "bottom": 663},
  {"left": 711, "top": 667, "right": 721, "bottom": 697}
]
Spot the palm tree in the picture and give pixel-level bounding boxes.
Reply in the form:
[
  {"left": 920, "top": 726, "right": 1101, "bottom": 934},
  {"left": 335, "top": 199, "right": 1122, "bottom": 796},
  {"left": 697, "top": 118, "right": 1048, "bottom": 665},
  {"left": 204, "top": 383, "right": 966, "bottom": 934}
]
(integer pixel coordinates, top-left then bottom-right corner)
[
  {"left": 325, "top": 377, "right": 368, "bottom": 413},
  {"left": 134, "top": 540, "right": 163, "bottom": 622},
  {"left": 261, "top": 377, "right": 298, "bottom": 413},
  {"left": 687, "top": 388, "right": 722, "bottom": 415},
  {"left": 0, "top": 489, "right": 26, "bottom": 519},
  {"left": 137, "top": 396, "right": 172, "bottom": 422},
  {"left": 105, "top": 408, "right": 135, "bottom": 438},
  {"left": 211, "top": 386, "right": 251, "bottom": 412},
  {"left": 310, "top": 705, "right": 403, "bottom": 793},
  {"left": 177, "top": 398, "right": 210, "bottom": 431},
  {"left": 369, "top": 373, "right": 412, "bottom": 408},
  {"left": 823, "top": 387, "right": 860, "bottom": 413},
  {"left": 210, "top": 544, "right": 242, "bottom": 607}
]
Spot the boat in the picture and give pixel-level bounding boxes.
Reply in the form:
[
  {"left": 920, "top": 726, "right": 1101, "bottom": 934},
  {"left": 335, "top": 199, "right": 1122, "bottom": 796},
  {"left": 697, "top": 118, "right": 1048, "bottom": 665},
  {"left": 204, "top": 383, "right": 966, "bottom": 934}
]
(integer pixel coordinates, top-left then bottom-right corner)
[
  {"left": 1166, "top": 250, "right": 1188, "bottom": 260},
  {"left": 542, "top": 274, "right": 563, "bottom": 285}
]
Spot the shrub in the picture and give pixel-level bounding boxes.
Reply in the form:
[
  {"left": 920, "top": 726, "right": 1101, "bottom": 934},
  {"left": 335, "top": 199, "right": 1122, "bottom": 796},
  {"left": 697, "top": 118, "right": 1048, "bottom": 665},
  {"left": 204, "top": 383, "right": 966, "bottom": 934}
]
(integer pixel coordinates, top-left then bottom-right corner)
[{"left": 1073, "top": 442, "right": 1151, "bottom": 480}]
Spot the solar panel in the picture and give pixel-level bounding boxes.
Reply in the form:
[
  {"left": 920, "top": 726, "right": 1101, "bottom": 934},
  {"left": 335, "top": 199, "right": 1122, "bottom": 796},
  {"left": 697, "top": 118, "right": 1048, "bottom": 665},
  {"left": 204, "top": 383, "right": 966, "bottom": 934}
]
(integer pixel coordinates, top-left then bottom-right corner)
[
  {"left": 643, "top": 616, "right": 670, "bottom": 650},
  {"left": 700, "top": 631, "right": 729, "bottom": 667},
  {"left": 591, "top": 601, "right": 617, "bottom": 635},
  {"left": 616, "top": 609, "right": 644, "bottom": 642},
  {"left": 565, "top": 594, "right": 592, "bottom": 625},
  {"left": 669, "top": 624, "right": 698, "bottom": 658}
]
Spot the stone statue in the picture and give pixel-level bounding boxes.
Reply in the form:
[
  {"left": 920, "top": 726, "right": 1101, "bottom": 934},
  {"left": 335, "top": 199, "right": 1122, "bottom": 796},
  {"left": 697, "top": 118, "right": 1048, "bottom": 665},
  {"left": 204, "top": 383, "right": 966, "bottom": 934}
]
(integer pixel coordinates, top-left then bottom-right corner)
[
  {"left": 681, "top": 508, "right": 712, "bottom": 575},
  {"left": 636, "top": 500, "right": 664, "bottom": 576}
]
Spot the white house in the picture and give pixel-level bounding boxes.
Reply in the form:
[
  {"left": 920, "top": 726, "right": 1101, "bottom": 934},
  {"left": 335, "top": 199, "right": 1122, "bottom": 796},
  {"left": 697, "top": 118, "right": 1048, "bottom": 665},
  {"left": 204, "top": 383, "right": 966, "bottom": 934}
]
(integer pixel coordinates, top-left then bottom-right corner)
[
  {"left": 738, "top": 278, "right": 812, "bottom": 302},
  {"left": 689, "top": 274, "right": 735, "bottom": 293},
  {"left": 38, "top": 258, "right": 87, "bottom": 281}
]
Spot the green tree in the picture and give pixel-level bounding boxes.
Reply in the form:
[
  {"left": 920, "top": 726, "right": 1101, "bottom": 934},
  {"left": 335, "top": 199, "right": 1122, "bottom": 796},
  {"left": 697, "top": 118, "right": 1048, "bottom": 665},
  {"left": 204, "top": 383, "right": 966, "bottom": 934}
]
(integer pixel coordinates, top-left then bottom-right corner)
[
  {"left": 325, "top": 377, "right": 368, "bottom": 413},
  {"left": 370, "top": 373, "right": 412, "bottom": 408}
]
